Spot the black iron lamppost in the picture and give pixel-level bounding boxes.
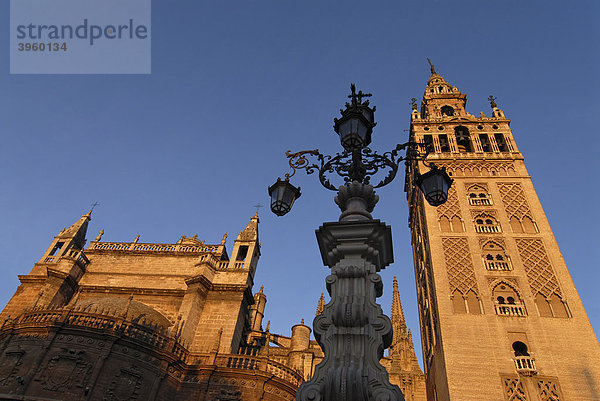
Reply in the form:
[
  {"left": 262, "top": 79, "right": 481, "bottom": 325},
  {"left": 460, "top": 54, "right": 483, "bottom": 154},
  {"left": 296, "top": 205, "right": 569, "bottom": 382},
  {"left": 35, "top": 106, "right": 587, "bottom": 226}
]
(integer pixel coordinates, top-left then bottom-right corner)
[{"left": 268, "top": 85, "right": 452, "bottom": 401}]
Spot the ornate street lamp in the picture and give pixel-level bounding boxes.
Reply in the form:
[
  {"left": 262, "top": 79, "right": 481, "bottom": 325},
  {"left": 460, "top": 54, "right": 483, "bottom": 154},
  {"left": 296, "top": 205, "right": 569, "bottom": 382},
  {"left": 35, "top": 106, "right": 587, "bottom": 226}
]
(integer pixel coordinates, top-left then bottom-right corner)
[{"left": 268, "top": 85, "right": 452, "bottom": 401}]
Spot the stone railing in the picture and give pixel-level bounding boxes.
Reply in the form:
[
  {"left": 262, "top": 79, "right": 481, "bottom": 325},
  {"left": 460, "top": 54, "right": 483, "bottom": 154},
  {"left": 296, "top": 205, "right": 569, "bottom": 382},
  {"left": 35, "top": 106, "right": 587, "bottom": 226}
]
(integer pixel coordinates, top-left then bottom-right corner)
[
  {"left": 42, "top": 249, "right": 90, "bottom": 268},
  {"left": 469, "top": 197, "right": 492, "bottom": 206},
  {"left": 67, "top": 248, "right": 90, "bottom": 268},
  {"left": 88, "top": 241, "right": 221, "bottom": 254},
  {"left": 495, "top": 303, "right": 527, "bottom": 317},
  {"left": 513, "top": 355, "right": 537, "bottom": 376},
  {"left": 266, "top": 359, "right": 303, "bottom": 386},
  {"left": 475, "top": 225, "right": 501, "bottom": 233},
  {"left": 197, "top": 253, "right": 221, "bottom": 269},
  {"left": 484, "top": 260, "right": 511, "bottom": 271},
  {"left": 2, "top": 307, "right": 303, "bottom": 387},
  {"left": 214, "top": 354, "right": 302, "bottom": 386},
  {"left": 5, "top": 306, "right": 189, "bottom": 363},
  {"left": 216, "top": 261, "right": 246, "bottom": 269}
]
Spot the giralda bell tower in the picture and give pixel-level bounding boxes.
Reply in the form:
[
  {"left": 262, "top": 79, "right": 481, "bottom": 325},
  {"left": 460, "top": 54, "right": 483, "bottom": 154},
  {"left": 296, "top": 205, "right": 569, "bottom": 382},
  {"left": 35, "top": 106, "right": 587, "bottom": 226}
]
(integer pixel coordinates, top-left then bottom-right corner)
[{"left": 404, "top": 62, "right": 600, "bottom": 401}]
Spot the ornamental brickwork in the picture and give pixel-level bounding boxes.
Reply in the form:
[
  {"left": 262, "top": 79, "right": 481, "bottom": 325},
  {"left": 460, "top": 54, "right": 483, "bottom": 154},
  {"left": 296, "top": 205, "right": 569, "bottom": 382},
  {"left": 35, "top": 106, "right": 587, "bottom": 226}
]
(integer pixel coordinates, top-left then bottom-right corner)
[{"left": 405, "top": 66, "right": 600, "bottom": 400}]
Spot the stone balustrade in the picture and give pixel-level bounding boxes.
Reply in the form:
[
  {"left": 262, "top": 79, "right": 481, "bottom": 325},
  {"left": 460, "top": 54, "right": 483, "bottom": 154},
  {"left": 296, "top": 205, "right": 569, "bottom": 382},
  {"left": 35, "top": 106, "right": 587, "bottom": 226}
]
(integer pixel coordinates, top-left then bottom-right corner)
[
  {"left": 513, "top": 355, "right": 537, "bottom": 375},
  {"left": 495, "top": 303, "right": 527, "bottom": 317},
  {"left": 88, "top": 241, "right": 221, "bottom": 254},
  {"left": 485, "top": 260, "right": 511, "bottom": 271},
  {"left": 1, "top": 306, "right": 302, "bottom": 387}
]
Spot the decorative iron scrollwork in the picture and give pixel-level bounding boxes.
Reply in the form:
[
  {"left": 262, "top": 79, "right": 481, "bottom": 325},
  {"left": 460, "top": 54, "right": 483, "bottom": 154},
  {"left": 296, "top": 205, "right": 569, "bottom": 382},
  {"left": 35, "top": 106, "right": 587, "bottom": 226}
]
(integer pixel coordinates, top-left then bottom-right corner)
[{"left": 284, "top": 142, "right": 431, "bottom": 191}]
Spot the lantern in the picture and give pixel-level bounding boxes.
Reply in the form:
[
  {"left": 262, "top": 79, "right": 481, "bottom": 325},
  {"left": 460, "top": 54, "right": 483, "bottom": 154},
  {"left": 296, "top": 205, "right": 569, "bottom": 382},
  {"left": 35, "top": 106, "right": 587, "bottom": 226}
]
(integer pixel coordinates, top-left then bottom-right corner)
[
  {"left": 416, "top": 166, "right": 453, "bottom": 206},
  {"left": 268, "top": 178, "right": 302, "bottom": 216}
]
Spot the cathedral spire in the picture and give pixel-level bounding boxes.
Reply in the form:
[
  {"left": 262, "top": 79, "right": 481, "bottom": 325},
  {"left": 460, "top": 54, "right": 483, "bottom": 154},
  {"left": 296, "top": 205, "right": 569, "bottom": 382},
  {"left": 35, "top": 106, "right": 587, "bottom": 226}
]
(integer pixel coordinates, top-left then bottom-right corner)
[
  {"left": 64, "top": 210, "right": 92, "bottom": 249},
  {"left": 316, "top": 293, "right": 325, "bottom": 316},
  {"left": 237, "top": 213, "right": 259, "bottom": 242},
  {"left": 42, "top": 211, "right": 92, "bottom": 261},
  {"left": 391, "top": 276, "right": 407, "bottom": 336},
  {"left": 389, "top": 277, "right": 422, "bottom": 373}
]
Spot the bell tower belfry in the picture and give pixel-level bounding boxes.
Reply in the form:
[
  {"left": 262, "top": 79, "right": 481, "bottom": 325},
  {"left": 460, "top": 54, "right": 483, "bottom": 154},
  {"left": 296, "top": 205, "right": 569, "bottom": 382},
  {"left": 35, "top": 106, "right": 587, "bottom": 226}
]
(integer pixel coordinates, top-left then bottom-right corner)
[
  {"left": 405, "top": 63, "right": 600, "bottom": 401},
  {"left": 0, "top": 211, "right": 91, "bottom": 322}
]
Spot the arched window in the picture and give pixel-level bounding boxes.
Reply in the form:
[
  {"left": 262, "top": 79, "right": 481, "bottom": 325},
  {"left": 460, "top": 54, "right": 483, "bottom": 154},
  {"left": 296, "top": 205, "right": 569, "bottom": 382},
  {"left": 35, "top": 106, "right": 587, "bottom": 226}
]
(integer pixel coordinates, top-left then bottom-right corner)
[
  {"left": 452, "top": 290, "right": 467, "bottom": 314},
  {"left": 509, "top": 216, "right": 538, "bottom": 234},
  {"left": 535, "top": 293, "right": 553, "bottom": 317},
  {"left": 452, "top": 290, "right": 480, "bottom": 314},
  {"left": 512, "top": 341, "right": 529, "bottom": 356},
  {"left": 441, "top": 105, "right": 455, "bottom": 116},
  {"left": 510, "top": 216, "right": 523, "bottom": 233},
  {"left": 451, "top": 216, "right": 464, "bottom": 233},
  {"left": 423, "top": 134, "right": 434, "bottom": 153},
  {"left": 466, "top": 290, "right": 480, "bottom": 314},
  {"left": 522, "top": 216, "right": 538, "bottom": 233},
  {"left": 512, "top": 341, "right": 537, "bottom": 374},
  {"left": 482, "top": 241, "right": 511, "bottom": 270},
  {"left": 549, "top": 294, "right": 570, "bottom": 318},
  {"left": 440, "top": 215, "right": 463, "bottom": 233},
  {"left": 454, "top": 126, "right": 472, "bottom": 152},
  {"left": 439, "top": 216, "right": 452, "bottom": 232},
  {"left": 438, "top": 134, "right": 450, "bottom": 152},
  {"left": 474, "top": 214, "right": 501, "bottom": 233},
  {"left": 467, "top": 185, "right": 492, "bottom": 205},
  {"left": 492, "top": 283, "right": 526, "bottom": 316},
  {"left": 479, "top": 134, "right": 492, "bottom": 152}
]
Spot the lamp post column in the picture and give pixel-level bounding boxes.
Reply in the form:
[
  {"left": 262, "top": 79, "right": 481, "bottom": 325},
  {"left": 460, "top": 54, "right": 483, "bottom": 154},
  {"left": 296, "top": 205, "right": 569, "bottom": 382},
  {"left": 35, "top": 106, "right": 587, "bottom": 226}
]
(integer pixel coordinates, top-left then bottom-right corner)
[{"left": 296, "top": 181, "right": 404, "bottom": 401}]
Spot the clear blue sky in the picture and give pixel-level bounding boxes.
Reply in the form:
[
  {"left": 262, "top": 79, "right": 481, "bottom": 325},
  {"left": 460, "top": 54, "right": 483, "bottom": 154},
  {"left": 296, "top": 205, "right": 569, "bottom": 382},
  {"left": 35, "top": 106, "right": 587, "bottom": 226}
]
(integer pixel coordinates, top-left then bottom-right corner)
[{"left": 1, "top": 1, "right": 598, "bottom": 367}]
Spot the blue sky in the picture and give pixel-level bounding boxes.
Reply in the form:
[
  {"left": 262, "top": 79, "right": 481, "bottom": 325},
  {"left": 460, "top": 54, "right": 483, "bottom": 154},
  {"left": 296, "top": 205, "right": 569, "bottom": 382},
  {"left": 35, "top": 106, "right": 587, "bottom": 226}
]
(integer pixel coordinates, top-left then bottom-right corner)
[{"left": 1, "top": 1, "right": 598, "bottom": 366}]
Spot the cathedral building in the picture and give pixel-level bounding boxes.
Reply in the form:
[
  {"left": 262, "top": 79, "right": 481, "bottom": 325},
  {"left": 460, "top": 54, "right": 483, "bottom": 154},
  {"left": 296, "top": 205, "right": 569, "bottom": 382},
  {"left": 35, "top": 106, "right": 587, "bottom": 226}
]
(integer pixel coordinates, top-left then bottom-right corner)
[
  {"left": 405, "top": 64, "right": 600, "bottom": 400},
  {"left": 0, "top": 211, "right": 425, "bottom": 400}
]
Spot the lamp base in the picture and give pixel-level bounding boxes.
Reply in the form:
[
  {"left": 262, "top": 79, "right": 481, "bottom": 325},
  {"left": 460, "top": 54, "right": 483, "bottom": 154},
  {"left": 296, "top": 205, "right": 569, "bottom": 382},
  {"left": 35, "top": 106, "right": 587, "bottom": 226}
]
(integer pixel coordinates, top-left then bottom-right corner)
[{"left": 297, "top": 219, "right": 404, "bottom": 401}]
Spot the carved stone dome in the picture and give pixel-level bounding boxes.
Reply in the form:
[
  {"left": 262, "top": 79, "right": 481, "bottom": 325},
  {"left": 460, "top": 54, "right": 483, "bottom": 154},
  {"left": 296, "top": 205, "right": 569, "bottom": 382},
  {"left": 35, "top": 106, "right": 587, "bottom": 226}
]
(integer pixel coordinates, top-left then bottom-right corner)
[{"left": 76, "top": 297, "right": 172, "bottom": 328}]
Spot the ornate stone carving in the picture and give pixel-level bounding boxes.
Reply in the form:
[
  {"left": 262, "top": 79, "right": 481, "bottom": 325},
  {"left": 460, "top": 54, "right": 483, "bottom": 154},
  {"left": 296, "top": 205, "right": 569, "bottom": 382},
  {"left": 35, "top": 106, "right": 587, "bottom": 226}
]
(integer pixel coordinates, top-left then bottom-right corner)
[
  {"left": 470, "top": 209, "right": 497, "bottom": 219},
  {"left": 503, "top": 376, "right": 528, "bottom": 400},
  {"left": 437, "top": 160, "right": 516, "bottom": 177},
  {"left": 536, "top": 378, "right": 562, "bottom": 401},
  {"left": 0, "top": 345, "right": 25, "bottom": 387},
  {"left": 437, "top": 186, "right": 461, "bottom": 219},
  {"left": 478, "top": 237, "right": 505, "bottom": 249},
  {"left": 217, "top": 388, "right": 242, "bottom": 401},
  {"left": 498, "top": 183, "right": 533, "bottom": 221},
  {"left": 104, "top": 364, "right": 143, "bottom": 400},
  {"left": 35, "top": 348, "right": 92, "bottom": 393},
  {"left": 298, "top": 203, "right": 404, "bottom": 401},
  {"left": 442, "top": 237, "right": 479, "bottom": 295},
  {"left": 515, "top": 239, "right": 562, "bottom": 298},
  {"left": 334, "top": 181, "right": 379, "bottom": 221}
]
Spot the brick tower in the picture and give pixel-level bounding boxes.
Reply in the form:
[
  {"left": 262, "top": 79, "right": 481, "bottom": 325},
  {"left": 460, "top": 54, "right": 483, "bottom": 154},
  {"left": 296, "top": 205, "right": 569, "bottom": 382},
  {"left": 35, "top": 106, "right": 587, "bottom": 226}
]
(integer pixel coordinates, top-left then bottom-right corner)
[{"left": 405, "top": 63, "right": 600, "bottom": 400}]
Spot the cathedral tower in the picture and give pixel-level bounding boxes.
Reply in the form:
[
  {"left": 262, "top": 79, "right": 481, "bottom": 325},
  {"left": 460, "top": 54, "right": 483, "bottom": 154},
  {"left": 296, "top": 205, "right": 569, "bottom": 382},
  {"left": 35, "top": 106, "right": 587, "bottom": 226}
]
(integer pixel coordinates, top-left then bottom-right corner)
[{"left": 405, "top": 63, "right": 600, "bottom": 400}]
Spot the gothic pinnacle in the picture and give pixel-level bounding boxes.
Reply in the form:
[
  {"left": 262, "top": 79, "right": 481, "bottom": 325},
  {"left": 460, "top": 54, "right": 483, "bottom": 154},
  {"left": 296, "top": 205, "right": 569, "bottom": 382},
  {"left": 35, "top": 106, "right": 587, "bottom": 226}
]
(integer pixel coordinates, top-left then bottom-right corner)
[
  {"left": 391, "top": 276, "right": 407, "bottom": 336},
  {"left": 316, "top": 293, "right": 325, "bottom": 316}
]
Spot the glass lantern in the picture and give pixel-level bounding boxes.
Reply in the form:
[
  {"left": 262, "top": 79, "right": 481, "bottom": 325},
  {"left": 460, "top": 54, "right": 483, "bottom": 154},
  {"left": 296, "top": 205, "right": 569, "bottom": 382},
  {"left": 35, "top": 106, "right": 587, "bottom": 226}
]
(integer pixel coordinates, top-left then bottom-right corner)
[
  {"left": 416, "top": 166, "right": 453, "bottom": 206},
  {"left": 268, "top": 178, "right": 302, "bottom": 216}
]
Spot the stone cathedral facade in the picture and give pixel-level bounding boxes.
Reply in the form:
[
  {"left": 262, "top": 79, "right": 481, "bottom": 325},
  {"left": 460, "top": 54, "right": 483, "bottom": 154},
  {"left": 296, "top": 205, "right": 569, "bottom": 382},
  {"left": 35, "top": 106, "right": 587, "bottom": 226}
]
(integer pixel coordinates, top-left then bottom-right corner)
[
  {"left": 405, "top": 66, "right": 600, "bottom": 400},
  {"left": 0, "top": 211, "right": 425, "bottom": 400}
]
